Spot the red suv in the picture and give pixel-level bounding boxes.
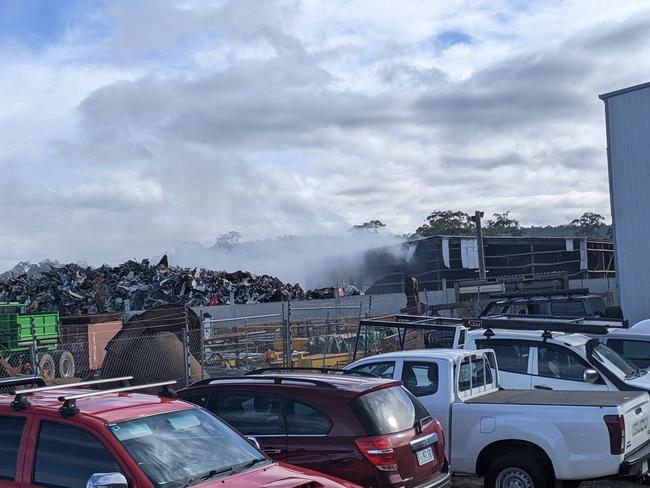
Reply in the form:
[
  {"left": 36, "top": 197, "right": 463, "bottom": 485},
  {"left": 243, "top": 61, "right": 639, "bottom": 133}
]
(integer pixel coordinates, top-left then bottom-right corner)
[
  {"left": 0, "top": 375, "right": 358, "bottom": 488},
  {"left": 178, "top": 368, "right": 449, "bottom": 488}
]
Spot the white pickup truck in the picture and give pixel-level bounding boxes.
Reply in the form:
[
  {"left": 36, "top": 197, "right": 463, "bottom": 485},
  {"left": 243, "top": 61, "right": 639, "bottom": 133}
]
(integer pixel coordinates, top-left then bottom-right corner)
[{"left": 345, "top": 349, "right": 650, "bottom": 488}]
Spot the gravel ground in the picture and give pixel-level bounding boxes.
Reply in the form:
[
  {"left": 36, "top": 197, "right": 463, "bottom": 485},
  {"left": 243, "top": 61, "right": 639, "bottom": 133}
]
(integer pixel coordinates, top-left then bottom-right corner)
[{"left": 453, "top": 477, "right": 641, "bottom": 488}]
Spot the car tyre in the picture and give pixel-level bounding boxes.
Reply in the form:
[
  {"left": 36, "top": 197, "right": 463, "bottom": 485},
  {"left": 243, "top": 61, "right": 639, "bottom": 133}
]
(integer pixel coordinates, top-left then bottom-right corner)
[
  {"left": 54, "top": 350, "right": 76, "bottom": 379},
  {"left": 37, "top": 353, "right": 56, "bottom": 382},
  {"left": 485, "top": 451, "right": 552, "bottom": 488}
]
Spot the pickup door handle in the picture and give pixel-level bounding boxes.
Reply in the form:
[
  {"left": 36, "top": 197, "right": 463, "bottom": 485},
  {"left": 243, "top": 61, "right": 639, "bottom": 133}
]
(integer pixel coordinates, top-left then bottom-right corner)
[
  {"left": 534, "top": 385, "right": 553, "bottom": 390},
  {"left": 263, "top": 449, "right": 282, "bottom": 454}
]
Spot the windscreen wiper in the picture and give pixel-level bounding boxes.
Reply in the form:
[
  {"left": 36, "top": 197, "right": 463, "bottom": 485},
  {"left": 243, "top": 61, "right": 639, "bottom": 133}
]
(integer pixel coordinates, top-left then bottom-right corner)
[
  {"left": 183, "top": 467, "right": 233, "bottom": 487},
  {"left": 231, "top": 458, "right": 268, "bottom": 475}
]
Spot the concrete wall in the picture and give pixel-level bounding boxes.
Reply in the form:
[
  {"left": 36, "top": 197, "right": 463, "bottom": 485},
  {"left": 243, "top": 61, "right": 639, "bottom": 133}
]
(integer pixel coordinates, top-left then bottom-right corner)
[
  {"left": 193, "top": 278, "right": 616, "bottom": 321},
  {"left": 601, "top": 83, "right": 650, "bottom": 323}
]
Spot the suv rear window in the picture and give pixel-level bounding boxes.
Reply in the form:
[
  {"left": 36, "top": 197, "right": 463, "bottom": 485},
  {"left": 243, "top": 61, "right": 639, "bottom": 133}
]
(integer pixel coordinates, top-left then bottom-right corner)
[{"left": 351, "top": 386, "right": 430, "bottom": 435}]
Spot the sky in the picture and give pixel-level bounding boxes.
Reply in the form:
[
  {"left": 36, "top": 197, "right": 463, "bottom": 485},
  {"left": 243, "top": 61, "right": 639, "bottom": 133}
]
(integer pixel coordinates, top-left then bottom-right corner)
[{"left": 0, "top": 0, "right": 649, "bottom": 271}]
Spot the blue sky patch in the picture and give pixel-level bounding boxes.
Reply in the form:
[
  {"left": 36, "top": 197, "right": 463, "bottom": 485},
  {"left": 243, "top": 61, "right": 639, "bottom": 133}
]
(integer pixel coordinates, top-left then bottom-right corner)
[{"left": 435, "top": 30, "right": 472, "bottom": 50}]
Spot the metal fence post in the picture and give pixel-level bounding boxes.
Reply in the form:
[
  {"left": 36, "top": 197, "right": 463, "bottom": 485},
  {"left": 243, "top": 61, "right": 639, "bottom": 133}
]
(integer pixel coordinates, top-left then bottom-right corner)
[
  {"left": 30, "top": 317, "right": 37, "bottom": 375},
  {"left": 284, "top": 301, "right": 292, "bottom": 368},
  {"left": 182, "top": 306, "right": 191, "bottom": 388}
]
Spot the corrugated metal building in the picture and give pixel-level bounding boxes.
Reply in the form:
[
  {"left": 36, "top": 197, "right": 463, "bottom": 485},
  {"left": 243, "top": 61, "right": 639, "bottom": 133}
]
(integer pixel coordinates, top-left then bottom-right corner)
[
  {"left": 307, "top": 235, "right": 614, "bottom": 294},
  {"left": 601, "top": 82, "right": 650, "bottom": 324}
]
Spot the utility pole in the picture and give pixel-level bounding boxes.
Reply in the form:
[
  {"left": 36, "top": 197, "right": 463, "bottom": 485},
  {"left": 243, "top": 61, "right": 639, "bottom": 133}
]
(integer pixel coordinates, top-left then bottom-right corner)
[{"left": 472, "top": 210, "right": 487, "bottom": 279}]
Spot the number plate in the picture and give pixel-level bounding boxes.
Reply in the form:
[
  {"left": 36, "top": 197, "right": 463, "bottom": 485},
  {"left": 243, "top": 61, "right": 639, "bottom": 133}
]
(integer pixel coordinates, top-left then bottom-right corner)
[{"left": 416, "top": 446, "right": 435, "bottom": 466}]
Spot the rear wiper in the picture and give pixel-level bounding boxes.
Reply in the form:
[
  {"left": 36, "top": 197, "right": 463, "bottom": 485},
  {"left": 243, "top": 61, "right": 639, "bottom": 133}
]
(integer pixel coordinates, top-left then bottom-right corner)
[
  {"left": 183, "top": 467, "right": 233, "bottom": 487},
  {"left": 231, "top": 458, "right": 268, "bottom": 475}
]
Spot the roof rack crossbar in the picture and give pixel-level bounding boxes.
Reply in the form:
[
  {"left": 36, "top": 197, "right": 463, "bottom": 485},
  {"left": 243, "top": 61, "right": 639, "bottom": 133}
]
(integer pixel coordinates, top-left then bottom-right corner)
[
  {"left": 488, "top": 288, "right": 590, "bottom": 299},
  {"left": 246, "top": 367, "right": 377, "bottom": 378},
  {"left": 0, "top": 375, "right": 45, "bottom": 390},
  {"left": 465, "top": 317, "right": 610, "bottom": 336},
  {"left": 58, "top": 380, "right": 177, "bottom": 418},
  {"left": 10, "top": 376, "right": 133, "bottom": 412},
  {"left": 192, "top": 376, "right": 337, "bottom": 389}
]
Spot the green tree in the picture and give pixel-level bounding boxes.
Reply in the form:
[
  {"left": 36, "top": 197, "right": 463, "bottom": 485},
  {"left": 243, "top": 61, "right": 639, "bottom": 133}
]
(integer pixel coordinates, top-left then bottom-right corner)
[
  {"left": 569, "top": 212, "right": 607, "bottom": 237},
  {"left": 414, "top": 210, "right": 474, "bottom": 237},
  {"left": 352, "top": 220, "right": 387, "bottom": 233},
  {"left": 484, "top": 211, "right": 525, "bottom": 236}
]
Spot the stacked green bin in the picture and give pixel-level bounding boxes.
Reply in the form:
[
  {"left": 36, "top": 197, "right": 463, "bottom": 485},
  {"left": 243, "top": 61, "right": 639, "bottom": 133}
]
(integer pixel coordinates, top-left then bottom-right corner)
[{"left": 0, "top": 302, "right": 75, "bottom": 380}]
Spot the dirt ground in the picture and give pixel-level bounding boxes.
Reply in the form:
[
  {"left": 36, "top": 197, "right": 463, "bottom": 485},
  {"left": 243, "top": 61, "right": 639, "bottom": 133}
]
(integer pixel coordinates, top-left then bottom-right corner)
[{"left": 453, "top": 477, "right": 641, "bottom": 488}]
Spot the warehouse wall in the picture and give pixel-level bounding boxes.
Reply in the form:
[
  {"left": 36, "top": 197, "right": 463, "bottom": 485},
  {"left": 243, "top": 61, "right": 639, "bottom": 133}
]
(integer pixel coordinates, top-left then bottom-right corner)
[{"left": 601, "top": 83, "right": 650, "bottom": 324}]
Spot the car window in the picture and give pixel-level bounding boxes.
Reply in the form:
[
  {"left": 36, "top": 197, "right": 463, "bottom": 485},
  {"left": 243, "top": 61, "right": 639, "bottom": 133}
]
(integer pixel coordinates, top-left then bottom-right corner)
[
  {"left": 425, "top": 329, "right": 458, "bottom": 348},
  {"left": 401, "top": 362, "right": 438, "bottom": 397},
  {"left": 608, "top": 339, "right": 650, "bottom": 368},
  {"left": 217, "top": 392, "right": 285, "bottom": 435},
  {"left": 550, "top": 301, "right": 586, "bottom": 316},
  {"left": 182, "top": 392, "right": 211, "bottom": 407},
  {"left": 285, "top": 400, "right": 332, "bottom": 435},
  {"left": 0, "top": 416, "right": 25, "bottom": 481},
  {"left": 459, "top": 356, "right": 494, "bottom": 392},
  {"left": 477, "top": 340, "right": 529, "bottom": 374},
  {"left": 34, "top": 421, "right": 123, "bottom": 488},
  {"left": 588, "top": 298, "right": 607, "bottom": 316},
  {"left": 351, "top": 386, "right": 430, "bottom": 435},
  {"left": 537, "top": 344, "right": 589, "bottom": 381},
  {"left": 350, "top": 361, "right": 395, "bottom": 379}
]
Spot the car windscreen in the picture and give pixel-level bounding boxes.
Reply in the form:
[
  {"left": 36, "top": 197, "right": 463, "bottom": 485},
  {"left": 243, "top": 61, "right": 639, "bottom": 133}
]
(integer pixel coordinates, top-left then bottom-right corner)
[
  {"left": 109, "top": 408, "right": 269, "bottom": 488},
  {"left": 351, "top": 386, "right": 431, "bottom": 436},
  {"left": 588, "top": 340, "right": 641, "bottom": 379}
]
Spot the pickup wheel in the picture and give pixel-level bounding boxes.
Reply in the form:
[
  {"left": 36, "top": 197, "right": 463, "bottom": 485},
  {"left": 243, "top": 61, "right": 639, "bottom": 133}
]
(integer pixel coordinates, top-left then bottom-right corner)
[{"left": 485, "top": 452, "right": 552, "bottom": 488}]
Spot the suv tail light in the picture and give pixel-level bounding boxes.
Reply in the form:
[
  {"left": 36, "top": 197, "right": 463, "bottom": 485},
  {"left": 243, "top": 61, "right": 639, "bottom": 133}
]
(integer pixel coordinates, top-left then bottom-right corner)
[
  {"left": 355, "top": 436, "right": 398, "bottom": 472},
  {"left": 604, "top": 414, "right": 626, "bottom": 454}
]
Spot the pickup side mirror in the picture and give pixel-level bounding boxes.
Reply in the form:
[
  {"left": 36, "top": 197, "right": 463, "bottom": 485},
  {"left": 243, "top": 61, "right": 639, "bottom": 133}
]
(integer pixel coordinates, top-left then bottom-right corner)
[
  {"left": 583, "top": 369, "right": 600, "bottom": 384},
  {"left": 86, "top": 473, "right": 128, "bottom": 488}
]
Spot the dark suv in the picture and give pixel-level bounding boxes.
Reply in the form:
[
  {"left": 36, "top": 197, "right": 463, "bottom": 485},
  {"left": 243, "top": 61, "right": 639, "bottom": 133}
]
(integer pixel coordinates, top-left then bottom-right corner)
[{"left": 178, "top": 369, "right": 449, "bottom": 488}]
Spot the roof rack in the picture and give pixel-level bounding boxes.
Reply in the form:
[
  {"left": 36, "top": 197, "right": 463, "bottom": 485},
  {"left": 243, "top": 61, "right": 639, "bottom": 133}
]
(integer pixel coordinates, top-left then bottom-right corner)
[
  {"left": 246, "top": 367, "right": 377, "bottom": 378},
  {"left": 488, "top": 288, "right": 590, "bottom": 299},
  {"left": 466, "top": 316, "right": 610, "bottom": 337},
  {"left": 11, "top": 376, "right": 134, "bottom": 411},
  {"left": 352, "top": 314, "right": 466, "bottom": 361},
  {"left": 189, "top": 375, "right": 337, "bottom": 389},
  {"left": 0, "top": 375, "right": 46, "bottom": 391},
  {"left": 58, "top": 380, "right": 177, "bottom": 418}
]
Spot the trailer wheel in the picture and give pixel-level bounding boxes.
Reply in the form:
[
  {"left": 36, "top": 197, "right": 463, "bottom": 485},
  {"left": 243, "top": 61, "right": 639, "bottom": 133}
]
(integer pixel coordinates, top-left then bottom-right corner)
[
  {"left": 485, "top": 451, "right": 552, "bottom": 488},
  {"left": 37, "top": 353, "right": 56, "bottom": 382},
  {"left": 54, "top": 351, "right": 76, "bottom": 379}
]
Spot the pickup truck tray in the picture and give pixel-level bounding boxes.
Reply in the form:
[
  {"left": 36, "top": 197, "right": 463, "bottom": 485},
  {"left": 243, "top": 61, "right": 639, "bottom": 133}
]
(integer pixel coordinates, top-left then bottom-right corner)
[{"left": 465, "top": 390, "right": 646, "bottom": 406}]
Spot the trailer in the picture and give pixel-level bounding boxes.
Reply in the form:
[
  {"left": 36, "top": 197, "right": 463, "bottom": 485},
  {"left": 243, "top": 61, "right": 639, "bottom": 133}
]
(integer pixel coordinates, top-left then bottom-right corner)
[{"left": 0, "top": 302, "right": 75, "bottom": 381}]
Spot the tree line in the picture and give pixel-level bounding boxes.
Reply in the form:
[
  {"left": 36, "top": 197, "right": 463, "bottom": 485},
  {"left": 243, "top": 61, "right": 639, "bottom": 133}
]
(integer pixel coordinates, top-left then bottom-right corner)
[{"left": 352, "top": 211, "right": 611, "bottom": 239}]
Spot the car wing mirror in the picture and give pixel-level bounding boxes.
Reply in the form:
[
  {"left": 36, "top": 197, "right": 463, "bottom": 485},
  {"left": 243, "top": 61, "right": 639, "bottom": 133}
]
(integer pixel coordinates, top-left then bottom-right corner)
[
  {"left": 246, "top": 435, "right": 261, "bottom": 450},
  {"left": 583, "top": 369, "right": 600, "bottom": 384},
  {"left": 86, "top": 473, "right": 128, "bottom": 488}
]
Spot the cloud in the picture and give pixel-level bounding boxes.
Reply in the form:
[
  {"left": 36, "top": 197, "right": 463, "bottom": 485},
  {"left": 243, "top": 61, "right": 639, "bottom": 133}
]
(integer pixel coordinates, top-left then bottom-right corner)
[{"left": 0, "top": 0, "right": 649, "bottom": 275}]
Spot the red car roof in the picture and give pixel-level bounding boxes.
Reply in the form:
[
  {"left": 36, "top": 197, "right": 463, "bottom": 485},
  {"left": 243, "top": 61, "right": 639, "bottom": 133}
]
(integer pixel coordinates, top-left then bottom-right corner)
[{"left": 0, "top": 388, "right": 194, "bottom": 423}]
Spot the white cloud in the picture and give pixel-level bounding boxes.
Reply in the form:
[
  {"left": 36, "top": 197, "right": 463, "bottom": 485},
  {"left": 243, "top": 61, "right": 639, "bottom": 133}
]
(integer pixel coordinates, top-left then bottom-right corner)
[{"left": 0, "top": 0, "right": 648, "bottom": 275}]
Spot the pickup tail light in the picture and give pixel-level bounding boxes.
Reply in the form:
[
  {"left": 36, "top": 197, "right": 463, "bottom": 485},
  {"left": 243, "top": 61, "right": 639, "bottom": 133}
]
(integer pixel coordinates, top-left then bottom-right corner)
[
  {"left": 604, "top": 414, "right": 626, "bottom": 454},
  {"left": 355, "top": 436, "right": 398, "bottom": 472}
]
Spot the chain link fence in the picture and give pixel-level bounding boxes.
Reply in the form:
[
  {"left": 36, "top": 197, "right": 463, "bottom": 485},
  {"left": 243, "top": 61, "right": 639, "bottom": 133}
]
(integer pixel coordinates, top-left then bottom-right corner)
[{"left": 1, "top": 298, "right": 376, "bottom": 391}]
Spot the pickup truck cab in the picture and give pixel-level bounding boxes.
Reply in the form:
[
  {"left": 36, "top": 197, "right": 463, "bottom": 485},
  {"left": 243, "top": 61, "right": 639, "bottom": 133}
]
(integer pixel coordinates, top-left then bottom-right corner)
[
  {"left": 0, "top": 376, "right": 358, "bottom": 488},
  {"left": 345, "top": 349, "right": 650, "bottom": 488},
  {"left": 465, "top": 328, "right": 650, "bottom": 392}
]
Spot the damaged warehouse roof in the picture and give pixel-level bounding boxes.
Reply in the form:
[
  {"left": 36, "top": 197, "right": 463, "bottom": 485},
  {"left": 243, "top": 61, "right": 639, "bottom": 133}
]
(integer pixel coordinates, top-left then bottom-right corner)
[{"left": 0, "top": 256, "right": 335, "bottom": 315}]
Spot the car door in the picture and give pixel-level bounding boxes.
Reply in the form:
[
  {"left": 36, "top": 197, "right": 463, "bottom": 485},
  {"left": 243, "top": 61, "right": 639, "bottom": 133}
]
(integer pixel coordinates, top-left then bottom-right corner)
[
  {"left": 209, "top": 390, "right": 287, "bottom": 460},
  {"left": 283, "top": 398, "right": 340, "bottom": 475},
  {"left": 475, "top": 339, "right": 533, "bottom": 389},
  {"left": 532, "top": 342, "right": 608, "bottom": 391},
  {"left": 27, "top": 419, "right": 128, "bottom": 488},
  {"left": 0, "top": 414, "right": 27, "bottom": 488}
]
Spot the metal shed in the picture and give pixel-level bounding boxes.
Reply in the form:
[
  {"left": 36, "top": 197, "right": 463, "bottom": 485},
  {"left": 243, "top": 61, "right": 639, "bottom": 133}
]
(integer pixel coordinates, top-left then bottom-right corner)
[{"left": 600, "top": 82, "right": 650, "bottom": 324}]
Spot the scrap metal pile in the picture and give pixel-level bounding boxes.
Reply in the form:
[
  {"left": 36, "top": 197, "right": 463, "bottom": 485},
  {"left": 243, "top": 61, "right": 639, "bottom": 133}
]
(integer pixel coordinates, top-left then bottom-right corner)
[{"left": 0, "top": 257, "right": 307, "bottom": 315}]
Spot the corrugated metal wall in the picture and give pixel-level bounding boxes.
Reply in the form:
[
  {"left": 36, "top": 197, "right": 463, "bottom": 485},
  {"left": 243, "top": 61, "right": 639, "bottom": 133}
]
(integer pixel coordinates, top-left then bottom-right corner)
[{"left": 602, "top": 83, "right": 650, "bottom": 324}]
